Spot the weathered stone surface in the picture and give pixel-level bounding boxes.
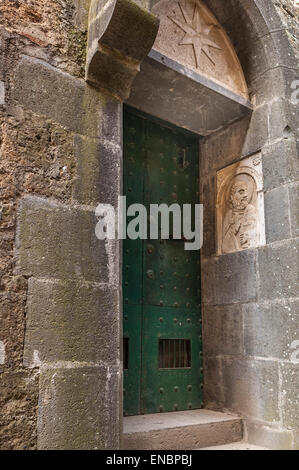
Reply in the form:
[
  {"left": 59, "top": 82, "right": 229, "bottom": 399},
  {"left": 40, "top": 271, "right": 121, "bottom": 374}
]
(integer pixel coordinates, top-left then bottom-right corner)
[
  {"left": 73, "top": 100, "right": 121, "bottom": 205},
  {"left": 221, "top": 358, "right": 280, "bottom": 423},
  {"left": 203, "top": 304, "right": 243, "bottom": 357},
  {"left": 202, "top": 0, "right": 240, "bottom": 25},
  {"left": 86, "top": 0, "right": 159, "bottom": 99},
  {"left": 281, "top": 362, "right": 299, "bottom": 430},
  {"left": 203, "top": 356, "right": 224, "bottom": 411},
  {"left": 200, "top": 115, "right": 251, "bottom": 176},
  {"left": 152, "top": 0, "right": 249, "bottom": 99},
  {"left": 262, "top": 138, "right": 299, "bottom": 192},
  {"left": 0, "top": 0, "right": 89, "bottom": 77},
  {"left": 12, "top": 56, "right": 104, "bottom": 138},
  {"left": 243, "top": 299, "right": 299, "bottom": 360},
  {"left": 289, "top": 182, "right": 299, "bottom": 238},
  {"left": 268, "top": 97, "right": 299, "bottom": 141},
  {"left": 200, "top": 174, "right": 216, "bottom": 258},
  {"left": 250, "top": 66, "right": 298, "bottom": 107},
  {"left": 38, "top": 366, "right": 121, "bottom": 450},
  {"left": 73, "top": 134, "right": 101, "bottom": 205},
  {"left": 24, "top": 278, "right": 120, "bottom": 366},
  {"left": 202, "top": 249, "right": 258, "bottom": 306},
  {"left": 241, "top": 104, "right": 269, "bottom": 156},
  {"left": 226, "top": 14, "right": 297, "bottom": 85},
  {"left": 264, "top": 186, "right": 291, "bottom": 243},
  {"left": 123, "top": 410, "right": 243, "bottom": 450},
  {"left": 0, "top": 277, "right": 27, "bottom": 365},
  {"left": 258, "top": 239, "right": 298, "bottom": 300},
  {"left": 97, "top": 141, "right": 122, "bottom": 207},
  {"left": 0, "top": 368, "right": 38, "bottom": 450},
  {"left": 245, "top": 420, "right": 294, "bottom": 450},
  {"left": 16, "top": 196, "right": 109, "bottom": 283},
  {"left": 0, "top": 108, "right": 75, "bottom": 206}
]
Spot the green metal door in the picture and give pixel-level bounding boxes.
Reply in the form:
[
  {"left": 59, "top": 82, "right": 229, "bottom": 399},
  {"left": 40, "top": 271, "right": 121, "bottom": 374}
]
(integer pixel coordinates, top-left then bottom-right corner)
[{"left": 123, "top": 107, "right": 203, "bottom": 416}]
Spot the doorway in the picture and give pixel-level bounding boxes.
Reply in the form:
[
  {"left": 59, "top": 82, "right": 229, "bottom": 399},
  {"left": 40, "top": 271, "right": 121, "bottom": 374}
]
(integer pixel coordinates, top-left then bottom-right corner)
[{"left": 123, "top": 106, "right": 203, "bottom": 416}]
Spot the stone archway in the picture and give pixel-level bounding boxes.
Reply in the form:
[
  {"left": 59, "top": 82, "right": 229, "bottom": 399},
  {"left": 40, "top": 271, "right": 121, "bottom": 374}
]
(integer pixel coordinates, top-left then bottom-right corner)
[{"left": 84, "top": 0, "right": 298, "bottom": 450}]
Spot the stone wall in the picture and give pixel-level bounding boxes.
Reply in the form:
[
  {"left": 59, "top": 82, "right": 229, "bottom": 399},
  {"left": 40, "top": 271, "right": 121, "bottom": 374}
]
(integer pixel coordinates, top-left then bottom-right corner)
[
  {"left": 201, "top": 0, "right": 299, "bottom": 450},
  {"left": 0, "top": 0, "right": 298, "bottom": 450},
  {"left": 0, "top": 0, "right": 122, "bottom": 449}
]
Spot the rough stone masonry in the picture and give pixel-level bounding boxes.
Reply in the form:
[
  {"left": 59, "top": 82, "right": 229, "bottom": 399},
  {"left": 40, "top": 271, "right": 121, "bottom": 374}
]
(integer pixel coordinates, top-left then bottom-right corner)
[{"left": 0, "top": 0, "right": 298, "bottom": 450}]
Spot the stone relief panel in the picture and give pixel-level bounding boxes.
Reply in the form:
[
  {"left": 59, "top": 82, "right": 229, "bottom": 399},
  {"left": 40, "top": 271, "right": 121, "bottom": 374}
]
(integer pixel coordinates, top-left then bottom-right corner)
[
  {"left": 152, "top": 0, "right": 248, "bottom": 99},
  {"left": 216, "top": 155, "right": 266, "bottom": 255}
]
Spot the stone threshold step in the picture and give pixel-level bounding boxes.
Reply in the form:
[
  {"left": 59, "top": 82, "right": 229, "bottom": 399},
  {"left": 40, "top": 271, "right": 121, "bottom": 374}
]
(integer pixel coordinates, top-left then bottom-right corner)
[
  {"left": 200, "top": 441, "right": 268, "bottom": 450},
  {"left": 123, "top": 409, "right": 243, "bottom": 450}
]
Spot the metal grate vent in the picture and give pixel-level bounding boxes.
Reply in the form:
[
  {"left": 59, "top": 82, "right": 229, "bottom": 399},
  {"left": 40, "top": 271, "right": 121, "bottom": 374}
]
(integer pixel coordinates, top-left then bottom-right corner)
[{"left": 159, "top": 339, "right": 191, "bottom": 369}]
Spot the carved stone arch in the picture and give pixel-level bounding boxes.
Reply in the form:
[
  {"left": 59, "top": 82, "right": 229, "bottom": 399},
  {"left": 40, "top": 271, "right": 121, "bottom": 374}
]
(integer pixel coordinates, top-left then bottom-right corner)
[
  {"left": 151, "top": 0, "right": 249, "bottom": 99},
  {"left": 80, "top": 0, "right": 299, "bottom": 451},
  {"left": 203, "top": 0, "right": 299, "bottom": 138}
]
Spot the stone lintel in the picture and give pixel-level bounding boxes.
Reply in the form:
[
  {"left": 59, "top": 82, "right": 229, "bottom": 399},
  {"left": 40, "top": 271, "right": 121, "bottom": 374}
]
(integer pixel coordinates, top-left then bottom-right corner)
[{"left": 126, "top": 49, "right": 252, "bottom": 136}]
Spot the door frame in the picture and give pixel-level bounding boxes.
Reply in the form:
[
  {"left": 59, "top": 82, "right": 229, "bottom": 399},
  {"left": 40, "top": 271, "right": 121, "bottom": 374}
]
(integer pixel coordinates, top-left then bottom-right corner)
[{"left": 122, "top": 106, "right": 203, "bottom": 416}]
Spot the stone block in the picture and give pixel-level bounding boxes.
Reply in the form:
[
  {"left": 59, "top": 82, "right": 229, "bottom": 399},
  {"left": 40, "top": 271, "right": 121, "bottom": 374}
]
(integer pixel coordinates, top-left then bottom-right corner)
[
  {"left": 203, "top": 304, "right": 243, "bottom": 356},
  {"left": 200, "top": 174, "right": 216, "bottom": 258},
  {"left": 241, "top": 104, "right": 269, "bottom": 156},
  {"left": 203, "top": 356, "right": 224, "bottom": 411},
  {"left": 245, "top": 420, "right": 293, "bottom": 450},
  {"left": 38, "top": 366, "right": 121, "bottom": 450},
  {"left": 86, "top": 0, "right": 159, "bottom": 99},
  {"left": 12, "top": 56, "right": 105, "bottom": 138},
  {"left": 235, "top": 29, "right": 296, "bottom": 87},
  {"left": 294, "top": 432, "right": 299, "bottom": 450},
  {"left": 200, "top": 116, "right": 251, "bottom": 177},
  {"left": 258, "top": 239, "right": 298, "bottom": 300},
  {"left": 243, "top": 299, "right": 299, "bottom": 360},
  {"left": 264, "top": 186, "right": 291, "bottom": 243},
  {"left": 268, "top": 98, "right": 299, "bottom": 142},
  {"left": 202, "top": 249, "right": 258, "bottom": 306},
  {"left": 73, "top": 102, "right": 122, "bottom": 206},
  {"left": 251, "top": 0, "right": 286, "bottom": 33},
  {"left": 289, "top": 182, "right": 299, "bottom": 238},
  {"left": 203, "top": 0, "right": 240, "bottom": 25},
  {"left": 0, "top": 368, "right": 39, "bottom": 450},
  {"left": 221, "top": 358, "right": 280, "bottom": 423},
  {"left": 281, "top": 362, "right": 299, "bottom": 430},
  {"left": 73, "top": 135, "right": 102, "bottom": 206},
  {"left": 16, "top": 196, "right": 109, "bottom": 284},
  {"left": 250, "top": 66, "right": 298, "bottom": 107},
  {"left": 24, "top": 278, "right": 120, "bottom": 366},
  {"left": 262, "top": 138, "right": 299, "bottom": 191}
]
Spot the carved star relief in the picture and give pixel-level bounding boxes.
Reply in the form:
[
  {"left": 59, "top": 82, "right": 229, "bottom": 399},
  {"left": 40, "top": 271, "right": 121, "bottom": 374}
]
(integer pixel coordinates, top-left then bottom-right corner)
[{"left": 168, "top": 1, "right": 221, "bottom": 68}]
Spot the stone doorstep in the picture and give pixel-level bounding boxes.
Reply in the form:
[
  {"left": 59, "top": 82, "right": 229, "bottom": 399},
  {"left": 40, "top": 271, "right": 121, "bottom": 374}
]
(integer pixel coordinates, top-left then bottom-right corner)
[
  {"left": 123, "top": 409, "right": 243, "bottom": 450},
  {"left": 200, "top": 442, "right": 268, "bottom": 451}
]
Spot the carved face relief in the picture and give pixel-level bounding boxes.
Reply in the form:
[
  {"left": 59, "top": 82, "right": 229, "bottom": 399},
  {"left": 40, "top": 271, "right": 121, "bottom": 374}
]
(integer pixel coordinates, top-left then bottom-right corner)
[
  {"left": 229, "top": 181, "right": 251, "bottom": 211},
  {"left": 216, "top": 155, "right": 266, "bottom": 255}
]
